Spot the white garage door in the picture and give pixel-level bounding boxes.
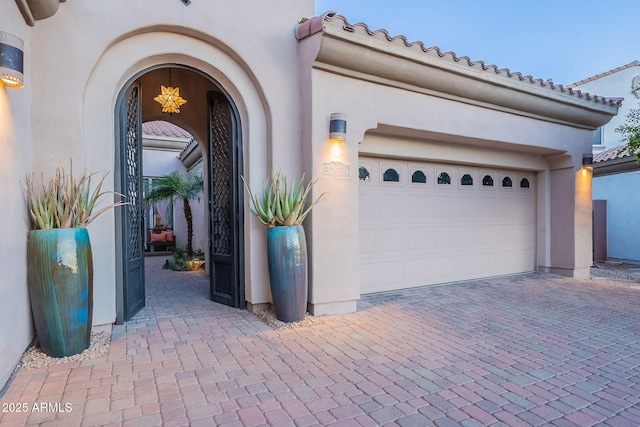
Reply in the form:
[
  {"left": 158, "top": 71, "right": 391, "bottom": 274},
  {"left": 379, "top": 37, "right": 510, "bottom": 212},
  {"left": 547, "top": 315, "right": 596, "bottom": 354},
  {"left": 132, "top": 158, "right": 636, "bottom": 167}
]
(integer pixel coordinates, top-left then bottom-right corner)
[{"left": 359, "top": 157, "right": 536, "bottom": 294}]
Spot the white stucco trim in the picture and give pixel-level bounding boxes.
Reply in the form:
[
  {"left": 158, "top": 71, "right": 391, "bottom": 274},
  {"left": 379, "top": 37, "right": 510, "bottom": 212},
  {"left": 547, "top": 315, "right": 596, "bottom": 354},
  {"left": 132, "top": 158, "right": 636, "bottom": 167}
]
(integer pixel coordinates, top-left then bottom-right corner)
[{"left": 83, "top": 31, "right": 270, "bottom": 325}]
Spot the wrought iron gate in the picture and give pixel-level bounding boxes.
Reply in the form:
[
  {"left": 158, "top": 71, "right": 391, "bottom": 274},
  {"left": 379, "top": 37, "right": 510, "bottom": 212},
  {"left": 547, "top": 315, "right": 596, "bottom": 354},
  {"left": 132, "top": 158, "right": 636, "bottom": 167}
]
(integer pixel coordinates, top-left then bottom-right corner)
[
  {"left": 116, "top": 82, "right": 145, "bottom": 323},
  {"left": 208, "top": 91, "right": 244, "bottom": 308}
]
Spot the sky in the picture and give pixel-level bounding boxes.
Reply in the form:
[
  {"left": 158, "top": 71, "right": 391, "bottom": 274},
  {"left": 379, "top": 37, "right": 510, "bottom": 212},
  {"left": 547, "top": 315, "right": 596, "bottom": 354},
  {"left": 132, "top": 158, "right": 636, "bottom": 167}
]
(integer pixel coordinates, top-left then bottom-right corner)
[{"left": 313, "top": 1, "right": 638, "bottom": 87}]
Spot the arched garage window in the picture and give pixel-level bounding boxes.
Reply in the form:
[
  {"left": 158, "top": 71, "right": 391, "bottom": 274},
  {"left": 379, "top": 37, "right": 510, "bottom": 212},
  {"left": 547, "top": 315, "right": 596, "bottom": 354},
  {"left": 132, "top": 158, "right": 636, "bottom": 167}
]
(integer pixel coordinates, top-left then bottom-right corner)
[
  {"left": 411, "top": 170, "right": 427, "bottom": 184},
  {"left": 482, "top": 175, "right": 494, "bottom": 186},
  {"left": 359, "top": 166, "right": 370, "bottom": 181},
  {"left": 437, "top": 172, "right": 451, "bottom": 185},
  {"left": 383, "top": 168, "right": 399, "bottom": 182},
  {"left": 502, "top": 177, "right": 512, "bottom": 188},
  {"left": 461, "top": 174, "right": 473, "bottom": 186},
  {"left": 520, "top": 178, "right": 530, "bottom": 189}
]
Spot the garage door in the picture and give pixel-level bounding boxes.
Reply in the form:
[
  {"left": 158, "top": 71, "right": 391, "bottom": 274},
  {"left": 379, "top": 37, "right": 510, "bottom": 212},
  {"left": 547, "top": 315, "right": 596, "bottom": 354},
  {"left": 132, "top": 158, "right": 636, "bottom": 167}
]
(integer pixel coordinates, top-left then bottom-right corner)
[{"left": 359, "top": 157, "right": 536, "bottom": 294}]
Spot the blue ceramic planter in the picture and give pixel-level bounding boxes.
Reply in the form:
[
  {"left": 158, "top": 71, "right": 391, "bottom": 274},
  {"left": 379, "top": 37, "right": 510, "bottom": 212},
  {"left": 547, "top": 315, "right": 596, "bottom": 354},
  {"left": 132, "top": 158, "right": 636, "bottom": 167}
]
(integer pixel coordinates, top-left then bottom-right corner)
[
  {"left": 27, "top": 228, "right": 93, "bottom": 357},
  {"left": 267, "top": 225, "right": 308, "bottom": 323}
]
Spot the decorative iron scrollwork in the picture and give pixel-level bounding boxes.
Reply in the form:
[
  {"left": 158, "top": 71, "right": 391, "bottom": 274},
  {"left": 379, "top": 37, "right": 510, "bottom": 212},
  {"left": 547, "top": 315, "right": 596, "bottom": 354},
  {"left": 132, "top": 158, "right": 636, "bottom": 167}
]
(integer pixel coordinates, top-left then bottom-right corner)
[
  {"left": 210, "top": 98, "right": 232, "bottom": 256},
  {"left": 126, "top": 87, "right": 142, "bottom": 260}
]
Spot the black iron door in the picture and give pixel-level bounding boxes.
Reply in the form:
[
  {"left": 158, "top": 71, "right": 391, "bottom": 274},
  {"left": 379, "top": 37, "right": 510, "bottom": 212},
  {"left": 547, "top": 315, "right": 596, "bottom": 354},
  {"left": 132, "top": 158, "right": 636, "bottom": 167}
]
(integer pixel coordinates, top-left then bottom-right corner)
[
  {"left": 116, "top": 82, "right": 145, "bottom": 323},
  {"left": 208, "top": 91, "right": 244, "bottom": 308}
]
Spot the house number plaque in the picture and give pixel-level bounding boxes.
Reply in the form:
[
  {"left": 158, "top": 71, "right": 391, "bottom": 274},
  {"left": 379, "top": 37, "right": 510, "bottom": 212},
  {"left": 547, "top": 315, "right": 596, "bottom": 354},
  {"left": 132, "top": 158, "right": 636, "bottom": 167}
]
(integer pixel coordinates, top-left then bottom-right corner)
[{"left": 323, "top": 161, "right": 351, "bottom": 178}]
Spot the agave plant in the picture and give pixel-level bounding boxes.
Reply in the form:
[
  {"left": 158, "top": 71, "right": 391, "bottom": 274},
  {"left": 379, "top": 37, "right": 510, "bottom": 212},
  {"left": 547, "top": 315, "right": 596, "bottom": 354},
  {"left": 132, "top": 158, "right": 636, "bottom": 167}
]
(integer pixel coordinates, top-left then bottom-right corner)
[
  {"left": 24, "top": 160, "right": 127, "bottom": 230},
  {"left": 242, "top": 172, "right": 325, "bottom": 227}
]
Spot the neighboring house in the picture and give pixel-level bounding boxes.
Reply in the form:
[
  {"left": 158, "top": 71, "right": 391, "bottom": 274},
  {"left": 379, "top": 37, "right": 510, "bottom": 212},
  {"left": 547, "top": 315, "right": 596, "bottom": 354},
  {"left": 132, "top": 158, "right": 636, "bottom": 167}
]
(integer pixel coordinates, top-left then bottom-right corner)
[
  {"left": 142, "top": 120, "right": 206, "bottom": 254},
  {"left": 570, "top": 61, "right": 640, "bottom": 262},
  {"left": 592, "top": 145, "right": 640, "bottom": 262},
  {"left": 0, "top": 1, "right": 619, "bottom": 388},
  {"left": 569, "top": 60, "right": 640, "bottom": 153}
]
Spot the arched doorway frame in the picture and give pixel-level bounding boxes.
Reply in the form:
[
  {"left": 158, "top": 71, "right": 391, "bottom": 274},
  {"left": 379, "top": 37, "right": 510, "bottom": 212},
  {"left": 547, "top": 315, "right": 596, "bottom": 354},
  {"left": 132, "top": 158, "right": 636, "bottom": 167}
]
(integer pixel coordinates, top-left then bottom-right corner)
[
  {"left": 83, "top": 30, "right": 271, "bottom": 326},
  {"left": 114, "top": 64, "right": 245, "bottom": 323}
]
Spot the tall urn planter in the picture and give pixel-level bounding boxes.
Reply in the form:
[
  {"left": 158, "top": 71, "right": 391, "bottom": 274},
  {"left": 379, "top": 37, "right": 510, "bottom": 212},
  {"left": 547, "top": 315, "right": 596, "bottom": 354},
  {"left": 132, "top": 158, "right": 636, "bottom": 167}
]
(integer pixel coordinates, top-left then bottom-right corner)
[
  {"left": 267, "top": 225, "right": 308, "bottom": 323},
  {"left": 243, "top": 172, "right": 325, "bottom": 323},
  {"left": 27, "top": 228, "right": 93, "bottom": 357},
  {"left": 24, "top": 160, "right": 126, "bottom": 358}
]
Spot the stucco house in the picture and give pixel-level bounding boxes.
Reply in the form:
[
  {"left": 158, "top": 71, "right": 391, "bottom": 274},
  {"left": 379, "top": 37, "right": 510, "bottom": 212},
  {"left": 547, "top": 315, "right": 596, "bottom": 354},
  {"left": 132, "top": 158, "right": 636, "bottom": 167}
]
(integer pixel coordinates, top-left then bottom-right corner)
[
  {"left": 0, "top": 0, "right": 619, "bottom": 389},
  {"left": 569, "top": 62, "right": 640, "bottom": 262}
]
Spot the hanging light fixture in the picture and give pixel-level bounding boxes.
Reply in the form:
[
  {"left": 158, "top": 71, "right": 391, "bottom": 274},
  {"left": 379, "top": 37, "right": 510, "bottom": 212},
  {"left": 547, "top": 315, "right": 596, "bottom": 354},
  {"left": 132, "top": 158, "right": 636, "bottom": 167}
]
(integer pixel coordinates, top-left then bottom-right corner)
[{"left": 153, "top": 68, "right": 187, "bottom": 114}]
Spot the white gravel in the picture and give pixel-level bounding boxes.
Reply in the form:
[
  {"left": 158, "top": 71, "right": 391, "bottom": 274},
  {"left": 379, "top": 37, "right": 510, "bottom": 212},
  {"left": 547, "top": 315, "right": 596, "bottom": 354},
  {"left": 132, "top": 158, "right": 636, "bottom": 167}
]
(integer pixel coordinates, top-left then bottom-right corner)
[
  {"left": 18, "top": 331, "right": 111, "bottom": 370},
  {"left": 256, "top": 309, "right": 326, "bottom": 330}
]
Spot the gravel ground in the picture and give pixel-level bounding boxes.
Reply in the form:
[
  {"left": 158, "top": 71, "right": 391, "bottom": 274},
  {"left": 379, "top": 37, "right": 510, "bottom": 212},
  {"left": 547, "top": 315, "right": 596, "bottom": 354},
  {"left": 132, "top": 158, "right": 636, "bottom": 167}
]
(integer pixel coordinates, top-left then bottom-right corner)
[
  {"left": 256, "top": 309, "right": 326, "bottom": 330},
  {"left": 18, "top": 331, "right": 111, "bottom": 370},
  {"left": 591, "top": 260, "right": 640, "bottom": 282}
]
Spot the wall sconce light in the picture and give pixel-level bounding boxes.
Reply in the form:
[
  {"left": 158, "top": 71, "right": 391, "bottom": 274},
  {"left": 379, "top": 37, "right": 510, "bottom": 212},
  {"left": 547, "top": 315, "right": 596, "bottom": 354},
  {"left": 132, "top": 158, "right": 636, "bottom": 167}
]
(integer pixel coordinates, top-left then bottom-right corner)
[
  {"left": 582, "top": 153, "right": 594, "bottom": 171},
  {"left": 329, "top": 113, "right": 347, "bottom": 143},
  {"left": 0, "top": 31, "right": 24, "bottom": 88}
]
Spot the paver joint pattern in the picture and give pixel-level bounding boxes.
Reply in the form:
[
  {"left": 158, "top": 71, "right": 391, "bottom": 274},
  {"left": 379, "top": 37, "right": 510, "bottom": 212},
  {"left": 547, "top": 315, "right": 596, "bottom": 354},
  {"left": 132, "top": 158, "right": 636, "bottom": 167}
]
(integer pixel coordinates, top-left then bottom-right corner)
[{"left": 1, "top": 257, "right": 639, "bottom": 426}]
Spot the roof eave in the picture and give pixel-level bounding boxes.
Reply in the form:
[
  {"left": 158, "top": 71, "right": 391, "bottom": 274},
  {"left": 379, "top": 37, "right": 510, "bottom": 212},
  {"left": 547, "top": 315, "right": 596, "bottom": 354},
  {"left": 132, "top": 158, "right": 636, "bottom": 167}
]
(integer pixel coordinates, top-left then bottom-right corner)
[
  {"left": 299, "top": 14, "right": 619, "bottom": 130},
  {"left": 594, "top": 156, "right": 640, "bottom": 176}
]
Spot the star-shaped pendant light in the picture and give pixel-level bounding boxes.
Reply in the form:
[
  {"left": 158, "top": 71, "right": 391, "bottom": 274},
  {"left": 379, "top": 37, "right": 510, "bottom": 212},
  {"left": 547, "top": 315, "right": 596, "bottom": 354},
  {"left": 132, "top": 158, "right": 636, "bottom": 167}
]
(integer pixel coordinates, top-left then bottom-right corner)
[
  {"left": 154, "top": 85, "right": 187, "bottom": 114},
  {"left": 154, "top": 68, "right": 187, "bottom": 114}
]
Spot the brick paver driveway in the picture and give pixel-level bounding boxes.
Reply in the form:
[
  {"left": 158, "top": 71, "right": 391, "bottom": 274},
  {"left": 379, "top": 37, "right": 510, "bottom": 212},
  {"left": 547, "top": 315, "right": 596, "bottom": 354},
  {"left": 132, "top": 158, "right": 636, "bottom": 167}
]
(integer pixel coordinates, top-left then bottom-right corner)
[{"left": 1, "top": 257, "right": 639, "bottom": 426}]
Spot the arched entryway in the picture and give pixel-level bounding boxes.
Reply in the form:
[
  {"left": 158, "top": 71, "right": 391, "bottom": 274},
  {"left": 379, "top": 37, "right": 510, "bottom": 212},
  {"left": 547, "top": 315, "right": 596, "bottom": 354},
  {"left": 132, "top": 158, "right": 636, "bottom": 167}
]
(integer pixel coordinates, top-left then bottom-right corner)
[{"left": 114, "top": 65, "right": 244, "bottom": 323}]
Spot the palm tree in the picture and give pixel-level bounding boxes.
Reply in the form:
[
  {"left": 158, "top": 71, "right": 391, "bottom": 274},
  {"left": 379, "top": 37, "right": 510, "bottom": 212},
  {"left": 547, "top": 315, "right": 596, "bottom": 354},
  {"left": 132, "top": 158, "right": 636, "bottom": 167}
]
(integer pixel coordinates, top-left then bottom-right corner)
[{"left": 145, "top": 171, "right": 204, "bottom": 256}]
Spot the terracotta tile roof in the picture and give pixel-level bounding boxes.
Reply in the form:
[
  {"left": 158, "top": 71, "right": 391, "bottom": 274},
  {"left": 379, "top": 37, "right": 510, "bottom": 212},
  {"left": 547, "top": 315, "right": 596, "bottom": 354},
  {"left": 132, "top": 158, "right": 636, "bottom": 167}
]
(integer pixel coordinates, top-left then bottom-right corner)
[
  {"left": 569, "top": 61, "right": 640, "bottom": 88},
  {"left": 594, "top": 144, "right": 630, "bottom": 163},
  {"left": 296, "top": 12, "right": 623, "bottom": 108},
  {"left": 142, "top": 120, "right": 192, "bottom": 139}
]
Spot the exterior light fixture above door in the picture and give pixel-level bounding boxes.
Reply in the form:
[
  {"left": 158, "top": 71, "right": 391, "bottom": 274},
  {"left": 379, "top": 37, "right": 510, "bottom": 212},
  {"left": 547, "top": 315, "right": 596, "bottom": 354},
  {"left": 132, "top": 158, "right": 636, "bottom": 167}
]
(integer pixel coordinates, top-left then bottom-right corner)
[{"left": 153, "top": 68, "right": 187, "bottom": 114}]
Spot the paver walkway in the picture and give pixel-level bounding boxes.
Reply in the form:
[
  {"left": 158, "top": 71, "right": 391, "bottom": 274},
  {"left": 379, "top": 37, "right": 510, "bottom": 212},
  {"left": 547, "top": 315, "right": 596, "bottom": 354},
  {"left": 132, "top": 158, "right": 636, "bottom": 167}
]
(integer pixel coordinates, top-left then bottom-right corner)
[{"left": 1, "top": 257, "right": 639, "bottom": 426}]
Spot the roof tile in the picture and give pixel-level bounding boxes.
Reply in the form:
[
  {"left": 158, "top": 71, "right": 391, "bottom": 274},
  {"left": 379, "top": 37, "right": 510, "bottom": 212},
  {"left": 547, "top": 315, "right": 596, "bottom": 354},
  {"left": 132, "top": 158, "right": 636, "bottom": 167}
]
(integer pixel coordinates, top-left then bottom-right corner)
[
  {"left": 569, "top": 61, "right": 640, "bottom": 88},
  {"left": 142, "top": 120, "right": 192, "bottom": 139},
  {"left": 594, "top": 144, "right": 631, "bottom": 163},
  {"left": 296, "top": 12, "right": 623, "bottom": 109}
]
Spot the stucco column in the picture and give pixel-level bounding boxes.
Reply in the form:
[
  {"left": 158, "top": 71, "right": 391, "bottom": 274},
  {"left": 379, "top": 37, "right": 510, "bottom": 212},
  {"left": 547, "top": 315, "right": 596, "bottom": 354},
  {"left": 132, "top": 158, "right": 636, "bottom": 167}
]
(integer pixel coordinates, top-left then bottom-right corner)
[
  {"left": 547, "top": 155, "right": 592, "bottom": 278},
  {"left": 575, "top": 165, "right": 593, "bottom": 277},
  {"left": 302, "top": 114, "right": 369, "bottom": 316}
]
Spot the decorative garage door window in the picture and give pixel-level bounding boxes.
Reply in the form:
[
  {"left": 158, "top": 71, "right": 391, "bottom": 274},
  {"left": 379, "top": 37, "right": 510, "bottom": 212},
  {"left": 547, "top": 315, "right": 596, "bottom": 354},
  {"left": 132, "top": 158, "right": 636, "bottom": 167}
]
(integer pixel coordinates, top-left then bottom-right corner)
[
  {"left": 383, "top": 168, "right": 400, "bottom": 182},
  {"left": 359, "top": 166, "right": 370, "bottom": 181},
  {"left": 482, "top": 175, "right": 494, "bottom": 186},
  {"left": 437, "top": 172, "right": 451, "bottom": 185},
  {"left": 520, "top": 178, "right": 530, "bottom": 189},
  {"left": 502, "top": 176, "right": 513, "bottom": 188},
  {"left": 461, "top": 174, "right": 473, "bottom": 186},
  {"left": 411, "top": 170, "right": 427, "bottom": 184}
]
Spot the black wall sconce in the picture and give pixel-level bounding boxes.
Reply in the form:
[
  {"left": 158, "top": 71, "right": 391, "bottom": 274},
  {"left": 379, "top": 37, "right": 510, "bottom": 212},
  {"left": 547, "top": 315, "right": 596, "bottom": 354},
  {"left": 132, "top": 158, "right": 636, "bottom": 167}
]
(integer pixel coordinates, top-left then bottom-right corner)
[
  {"left": 0, "top": 31, "right": 24, "bottom": 88},
  {"left": 582, "top": 153, "right": 594, "bottom": 171},
  {"left": 329, "top": 113, "right": 347, "bottom": 143}
]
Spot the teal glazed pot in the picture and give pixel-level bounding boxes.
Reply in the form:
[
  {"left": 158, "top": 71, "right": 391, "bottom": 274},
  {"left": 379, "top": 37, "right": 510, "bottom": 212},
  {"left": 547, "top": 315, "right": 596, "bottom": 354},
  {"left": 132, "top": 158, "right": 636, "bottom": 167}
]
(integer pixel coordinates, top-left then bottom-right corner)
[
  {"left": 27, "top": 228, "right": 93, "bottom": 357},
  {"left": 266, "top": 225, "right": 308, "bottom": 323}
]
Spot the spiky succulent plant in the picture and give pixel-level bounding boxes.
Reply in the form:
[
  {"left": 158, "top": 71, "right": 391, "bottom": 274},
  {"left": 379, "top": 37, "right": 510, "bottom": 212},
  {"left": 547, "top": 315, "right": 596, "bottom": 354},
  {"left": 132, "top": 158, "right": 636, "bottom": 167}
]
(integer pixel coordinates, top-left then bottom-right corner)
[
  {"left": 242, "top": 172, "right": 325, "bottom": 227},
  {"left": 24, "top": 160, "right": 128, "bottom": 230}
]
